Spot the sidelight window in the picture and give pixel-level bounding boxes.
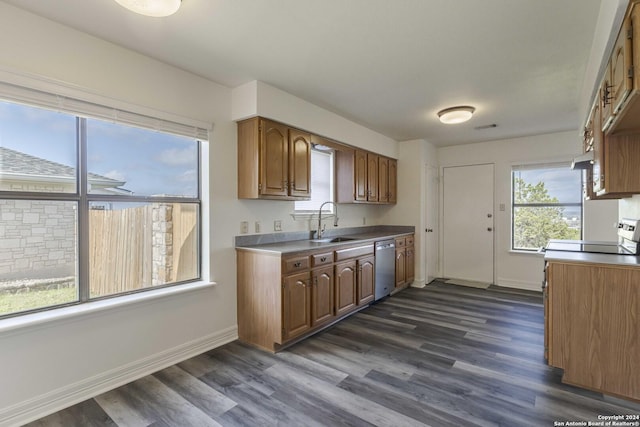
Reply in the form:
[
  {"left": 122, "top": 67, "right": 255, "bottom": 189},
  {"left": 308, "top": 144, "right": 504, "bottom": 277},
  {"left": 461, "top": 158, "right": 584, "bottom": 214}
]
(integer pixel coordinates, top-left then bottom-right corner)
[
  {"left": 0, "top": 88, "right": 205, "bottom": 318},
  {"left": 511, "top": 163, "right": 582, "bottom": 251}
]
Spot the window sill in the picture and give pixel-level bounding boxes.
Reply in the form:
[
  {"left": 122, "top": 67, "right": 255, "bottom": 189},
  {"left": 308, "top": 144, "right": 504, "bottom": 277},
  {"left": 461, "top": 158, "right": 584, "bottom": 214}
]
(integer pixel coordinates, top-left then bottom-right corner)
[
  {"left": 290, "top": 211, "right": 333, "bottom": 221},
  {"left": 0, "top": 280, "right": 216, "bottom": 335},
  {"left": 509, "top": 249, "right": 545, "bottom": 256}
]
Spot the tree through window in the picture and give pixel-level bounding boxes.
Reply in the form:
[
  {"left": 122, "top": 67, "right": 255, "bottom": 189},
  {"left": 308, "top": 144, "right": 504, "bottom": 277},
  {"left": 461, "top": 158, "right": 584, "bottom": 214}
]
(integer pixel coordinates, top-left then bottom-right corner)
[{"left": 512, "top": 164, "right": 582, "bottom": 250}]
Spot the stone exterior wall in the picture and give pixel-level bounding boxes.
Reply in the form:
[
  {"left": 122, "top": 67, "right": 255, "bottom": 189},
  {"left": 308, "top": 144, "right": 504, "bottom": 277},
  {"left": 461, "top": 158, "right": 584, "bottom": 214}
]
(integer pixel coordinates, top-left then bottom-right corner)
[{"left": 0, "top": 200, "right": 77, "bottom": 280}]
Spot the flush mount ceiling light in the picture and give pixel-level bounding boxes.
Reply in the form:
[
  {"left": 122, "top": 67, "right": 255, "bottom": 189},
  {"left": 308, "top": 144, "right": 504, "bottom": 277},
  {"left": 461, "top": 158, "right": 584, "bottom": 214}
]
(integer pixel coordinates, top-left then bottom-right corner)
[
  {"left": 114, "top": 0, "right": 181, "bottom": 17},
  {"left": 437, "top": 106, "right": 476, "bottom": 124}
]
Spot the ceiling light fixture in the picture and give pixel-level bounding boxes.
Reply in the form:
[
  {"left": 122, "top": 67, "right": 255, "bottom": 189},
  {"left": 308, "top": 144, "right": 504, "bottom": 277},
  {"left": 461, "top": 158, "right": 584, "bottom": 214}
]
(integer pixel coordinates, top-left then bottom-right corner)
[
  {"left": 114, "top": 0, "right": 181, "bottom": 17},
  {"left": 437, "top": 106, "right": 476, "bottom": 124}
]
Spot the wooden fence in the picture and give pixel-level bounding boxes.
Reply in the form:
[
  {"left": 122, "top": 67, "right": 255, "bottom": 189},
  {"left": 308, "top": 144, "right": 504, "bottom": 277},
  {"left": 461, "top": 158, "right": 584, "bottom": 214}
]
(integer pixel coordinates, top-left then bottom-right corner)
[{"left": 89, "top": 203, "right": 197, "bottom": 297}]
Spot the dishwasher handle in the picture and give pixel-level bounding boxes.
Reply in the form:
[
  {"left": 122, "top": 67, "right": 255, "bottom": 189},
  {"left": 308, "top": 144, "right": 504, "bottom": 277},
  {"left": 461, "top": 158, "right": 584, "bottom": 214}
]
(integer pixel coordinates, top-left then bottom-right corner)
[{"left": 375, "top": 242, "right": 395, "bottom": 250}]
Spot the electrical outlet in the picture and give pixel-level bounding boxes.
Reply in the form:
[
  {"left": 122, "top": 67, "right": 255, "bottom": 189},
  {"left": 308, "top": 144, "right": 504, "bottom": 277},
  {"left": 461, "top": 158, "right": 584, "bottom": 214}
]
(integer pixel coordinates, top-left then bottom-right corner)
[
  {"left": 499, "top": 203, "right": 506, "bottom": 212},
  {"left": 240, "top": 221, "right": 248, "bottom": 234},
  {"left": 274, "top": 220, "right": 282, "bottom": 231},
  {"left": 255, "top": 221, "right": 261, "bottom": 233}
]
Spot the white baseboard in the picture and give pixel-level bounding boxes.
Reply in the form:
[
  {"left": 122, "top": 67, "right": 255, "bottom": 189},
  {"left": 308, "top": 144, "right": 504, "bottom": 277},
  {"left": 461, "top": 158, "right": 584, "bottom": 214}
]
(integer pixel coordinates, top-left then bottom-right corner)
[
  {"left": 496, "top": 277, "right": 542, "bottom": 292},
  {"left": 0, "top": 326, "right": 238, "bottom": 427}
]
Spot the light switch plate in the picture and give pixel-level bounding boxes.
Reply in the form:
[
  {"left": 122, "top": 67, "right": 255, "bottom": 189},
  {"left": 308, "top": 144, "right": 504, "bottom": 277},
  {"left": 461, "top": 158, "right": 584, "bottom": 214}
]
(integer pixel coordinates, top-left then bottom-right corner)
[
  {"left": 255, "top": 221, "right": 261, "bottom": 233},
  {"left": 240, "top": 221, "right": 248, "bottom": 234},
  {"left": 274, "top": 220, "right": 282, "bottom": 231}
]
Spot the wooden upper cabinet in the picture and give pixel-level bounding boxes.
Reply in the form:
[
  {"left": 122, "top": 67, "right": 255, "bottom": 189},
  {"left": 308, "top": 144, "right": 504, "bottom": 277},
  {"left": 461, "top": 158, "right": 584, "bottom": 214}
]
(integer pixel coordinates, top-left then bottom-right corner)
[
  {"left": 610, "top": 17, "right": 633, "bottom": 115},
  {"left": 288, "top": 129, "right": 311, "bottom": 198},
  {"left": 367, "top": 153, "right": 379, "bottom": 202},
  {"left": 388, "top": 159, "right": 397, "bottom": 204},
  {"left": 261, "top": 120, "right": 289, "bottom": 197},
  {"left": 237, "top": 117, "right": 311, "bottom": 200},
  {"left": 378, "top": 156, "right": 389, "bottom": 203},
  {"left": 354, "top": 150, "right": 368, "bottom": 201}
]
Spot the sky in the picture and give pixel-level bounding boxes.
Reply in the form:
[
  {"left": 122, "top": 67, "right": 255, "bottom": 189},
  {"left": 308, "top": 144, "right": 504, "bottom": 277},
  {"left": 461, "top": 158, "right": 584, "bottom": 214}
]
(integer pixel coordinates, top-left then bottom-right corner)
[
  {"left": 0, "top": 100, "right": 198, "bottom": 198},
  {"left": 513, "top": 167, "right": 583, "bottom": 220}
]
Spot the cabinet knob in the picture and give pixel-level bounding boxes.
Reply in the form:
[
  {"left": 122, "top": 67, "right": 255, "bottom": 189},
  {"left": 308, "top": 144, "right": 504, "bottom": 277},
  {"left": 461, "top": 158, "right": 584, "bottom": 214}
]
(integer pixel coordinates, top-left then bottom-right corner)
[{"left": 320, "top": 256, "right": 327, "bottom": 262}]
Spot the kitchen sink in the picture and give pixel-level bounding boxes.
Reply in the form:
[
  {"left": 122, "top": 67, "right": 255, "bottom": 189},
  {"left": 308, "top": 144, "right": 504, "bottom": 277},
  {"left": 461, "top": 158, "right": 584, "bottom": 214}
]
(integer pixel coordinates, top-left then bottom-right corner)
[{"left": 311, "top": 237, "right": 358, "bottom": 243}]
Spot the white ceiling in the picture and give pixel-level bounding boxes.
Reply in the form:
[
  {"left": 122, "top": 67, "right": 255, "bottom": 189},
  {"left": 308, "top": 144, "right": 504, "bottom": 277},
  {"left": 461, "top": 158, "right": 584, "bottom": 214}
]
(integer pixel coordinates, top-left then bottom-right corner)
[{"left": 3, "top": 0, "right": 602, "bottom": 146}]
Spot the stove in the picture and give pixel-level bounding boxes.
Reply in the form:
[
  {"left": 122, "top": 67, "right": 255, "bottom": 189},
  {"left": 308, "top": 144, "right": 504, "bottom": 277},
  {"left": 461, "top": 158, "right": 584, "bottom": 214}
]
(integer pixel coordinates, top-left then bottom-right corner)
[{"left": 544, "top": 218, "right": 640, "bottom": 256}]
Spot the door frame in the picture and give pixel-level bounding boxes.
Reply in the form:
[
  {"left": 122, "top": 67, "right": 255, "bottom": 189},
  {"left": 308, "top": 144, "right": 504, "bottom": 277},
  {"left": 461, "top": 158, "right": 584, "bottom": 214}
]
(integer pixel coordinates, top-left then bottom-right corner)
[{"left": 439, "top": 162, "right": 496, "bottom": 285}]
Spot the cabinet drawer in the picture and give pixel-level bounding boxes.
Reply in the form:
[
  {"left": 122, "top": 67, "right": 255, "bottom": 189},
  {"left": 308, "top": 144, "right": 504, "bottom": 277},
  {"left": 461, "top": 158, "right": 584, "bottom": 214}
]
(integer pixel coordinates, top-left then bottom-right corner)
[
  {"left": 406, "top": 235, "right": 414, "bottom": 246},
  {"left": 395, "top": 237, "right": 406, "bottom": 248},
  {"left": 311, "top": 252, "right": 333, "bottom": 267},
  {"left": 335, "top": 244, "right": 374, "bottom": 261},
  {"left": 283, "top": 256, "right": 310, "bottom": 273}
]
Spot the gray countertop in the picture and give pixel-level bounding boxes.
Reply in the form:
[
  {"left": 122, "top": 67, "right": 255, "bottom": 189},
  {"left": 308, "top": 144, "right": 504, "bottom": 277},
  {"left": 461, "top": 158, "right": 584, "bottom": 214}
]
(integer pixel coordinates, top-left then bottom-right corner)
[
  {"left": 544, "top": 250, "right": 640, "bottom": 266},
  {"left": 235, "top": 226, "right": 414, "bottom": 256}
]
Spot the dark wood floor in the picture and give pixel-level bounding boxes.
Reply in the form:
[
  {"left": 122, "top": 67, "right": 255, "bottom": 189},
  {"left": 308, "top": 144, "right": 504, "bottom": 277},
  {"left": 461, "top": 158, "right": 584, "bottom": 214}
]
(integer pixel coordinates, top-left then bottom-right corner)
[{"left": 27, "top": 281, "right": 640, "bottom": 426}]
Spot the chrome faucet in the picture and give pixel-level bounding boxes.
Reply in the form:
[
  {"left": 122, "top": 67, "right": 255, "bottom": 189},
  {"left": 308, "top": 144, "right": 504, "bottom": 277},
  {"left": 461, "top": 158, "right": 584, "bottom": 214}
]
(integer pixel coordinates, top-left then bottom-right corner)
[{"left": 317, "top": 201, "right": 338, "bottom": 239}]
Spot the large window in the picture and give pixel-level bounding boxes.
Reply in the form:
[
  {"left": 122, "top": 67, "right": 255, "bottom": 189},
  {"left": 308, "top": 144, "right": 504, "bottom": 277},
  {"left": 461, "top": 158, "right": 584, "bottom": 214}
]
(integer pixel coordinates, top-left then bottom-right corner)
[
  {"left": 294, "top": 148, "right": 334, "bottom": 213},
  {"left": 512, "top": 163, "right": 582, "bottom": 251},
  {"left": 0, "top": 95, "right": 203, "bottom": 318}
]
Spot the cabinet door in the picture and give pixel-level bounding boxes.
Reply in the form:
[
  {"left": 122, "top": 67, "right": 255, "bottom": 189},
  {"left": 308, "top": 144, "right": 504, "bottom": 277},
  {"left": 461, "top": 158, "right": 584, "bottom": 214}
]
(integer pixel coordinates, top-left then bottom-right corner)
[
  {"left": 260, "top": 119, "right": 289, "bottom": 197},
  {"left": 335, "top": 260, "right": 357, "bottom": 316},
  {"left": 288, "top": 129, "right": 311, "bottom": 198},
  {"left": 378, "top": 156, "right": 389, "bottom": 203},
  {"left": 395, "top": 248, "right": 406, "bottom": 289},
  {"left": 357, "top": 255, "right": 375, "bottom": 305},
  {"left": 354, "top": 150, "right": 368, "bottom": 201},
  {"left": 367, "top": 153, "right": 379, "bottom": 202},
  {"left": 282, "top": 271, "right": 311, "bottom": 340},
  {"left": 610, "top": 17, "right": 633, "bottom": 114},
  {"left": 406, "top": 246, "right": 415, "bottom": 284},
  {"left": 600, "top": 64, "right": 614, "bottom": 132},
  {"left": 312, "top": 266, "right": 334, "bottom": 326},
  {"left": 388, "top": 159, "right": 397, "bottom": 204},
  {"left": 593, "top": 92, "right": 605, "bottom": 193}
]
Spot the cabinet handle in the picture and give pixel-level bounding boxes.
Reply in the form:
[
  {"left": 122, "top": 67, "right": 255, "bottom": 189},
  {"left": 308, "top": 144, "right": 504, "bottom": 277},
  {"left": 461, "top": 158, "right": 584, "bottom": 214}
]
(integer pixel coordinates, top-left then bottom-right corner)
[
  {"left": 294, "top": 262, "right": 301, "bottom": 268},
  {"left": 290, "top": 181, "right": 295, "bottom": 189},
  {"left": 320, "top": 256, "right": 327, "bottom": 262},
  {"left": 602, "top": 83, "right": 613, "bottom": 106},
  {"left": 314, "top": 277, "right": 318, "bottom": 286}
]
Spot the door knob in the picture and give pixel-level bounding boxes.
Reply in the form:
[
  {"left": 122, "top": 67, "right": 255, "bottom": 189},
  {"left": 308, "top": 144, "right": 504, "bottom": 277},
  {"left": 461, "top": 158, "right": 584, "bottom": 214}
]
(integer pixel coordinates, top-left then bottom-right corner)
[
  {"left": 425, "top": 228, "right": 433, "bottom": 232},
  {"left": 487, "top": 227, "right": 493, "bottom": 231},
  {"left": 487, "top": 213, "right": 493, "bottom": 218}
]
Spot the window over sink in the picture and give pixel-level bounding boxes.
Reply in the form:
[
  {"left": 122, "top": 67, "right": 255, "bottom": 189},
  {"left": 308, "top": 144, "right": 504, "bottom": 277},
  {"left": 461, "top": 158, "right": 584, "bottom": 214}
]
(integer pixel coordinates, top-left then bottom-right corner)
[
  {"left": 511, "top": 163, "right": 583, "bottom": 251},
  {"left": 294, "top": 147, "right": 334, "bottom": 214}
]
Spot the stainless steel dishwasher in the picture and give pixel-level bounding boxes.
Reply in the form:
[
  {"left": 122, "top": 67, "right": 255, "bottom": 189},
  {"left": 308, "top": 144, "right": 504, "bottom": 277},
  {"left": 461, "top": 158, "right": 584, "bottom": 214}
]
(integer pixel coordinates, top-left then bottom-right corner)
[{"left": 375, "top": 239, "right": 395, "bottom": 300}]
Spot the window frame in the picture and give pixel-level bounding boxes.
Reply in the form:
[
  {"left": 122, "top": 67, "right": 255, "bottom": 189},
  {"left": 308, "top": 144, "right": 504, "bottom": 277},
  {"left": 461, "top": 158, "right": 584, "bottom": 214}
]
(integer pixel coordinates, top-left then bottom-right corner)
[
  {"left": 511, "top": 162, "right": 583, "bottom": 252},
  {"left": 293, "top": 147, "right": 335, "bottom": 215},
  {"left": 0, "top": 95, "right": 206, "bottom": 319}
]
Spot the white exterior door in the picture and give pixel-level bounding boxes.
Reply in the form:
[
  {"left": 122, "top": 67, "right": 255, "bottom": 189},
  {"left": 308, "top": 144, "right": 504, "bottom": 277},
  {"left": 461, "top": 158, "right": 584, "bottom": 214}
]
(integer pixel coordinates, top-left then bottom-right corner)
[
  {"left": 425, "top": 164, "right": 439, "bottom": 284},
  {"left": 443, "top": 164, "right": 494, "bottom": 283}
]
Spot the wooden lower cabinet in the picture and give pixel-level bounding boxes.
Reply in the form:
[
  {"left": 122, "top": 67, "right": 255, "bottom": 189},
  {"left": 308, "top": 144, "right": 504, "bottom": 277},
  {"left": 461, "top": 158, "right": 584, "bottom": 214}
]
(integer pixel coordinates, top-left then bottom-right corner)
[
  {"left": 311, "top": 265, "right": 334, "bottom": 326},
  {"left": 335, "top": 260, "right": 358, "bottom": 316},
  {"left": 237, "top": 242, "right": 377, "bottom": 352},
  {"left": 406, "top": 246, "right": 415, "bottom": 284},
  {"left": 282, "top": 271, "right": 311, "bottom": 340},
  {"left": 395, "top": 248, "right": 406, "bottom": 289},
  {"left": 357, "top": 255, "right": 375, "bottom": 305},
  {"left": 546, "top": 261, "right": 640, "bottom": 401}
]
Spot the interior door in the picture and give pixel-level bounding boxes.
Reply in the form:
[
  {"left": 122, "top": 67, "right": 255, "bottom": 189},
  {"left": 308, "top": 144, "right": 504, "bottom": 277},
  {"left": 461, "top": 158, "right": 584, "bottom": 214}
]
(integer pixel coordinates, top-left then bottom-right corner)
[
  {"left": 425, "top": 164, "right": 438, "bottom": 284},
  {"left": 443, "top": 164, "right": 494, "bottom": 283}
]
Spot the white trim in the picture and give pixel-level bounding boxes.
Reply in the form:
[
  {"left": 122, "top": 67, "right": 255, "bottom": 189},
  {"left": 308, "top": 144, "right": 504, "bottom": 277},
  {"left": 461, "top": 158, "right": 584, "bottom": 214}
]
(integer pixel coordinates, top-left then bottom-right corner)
[{"left": 0, "top": 325, "right": 238, "bottom": 427}]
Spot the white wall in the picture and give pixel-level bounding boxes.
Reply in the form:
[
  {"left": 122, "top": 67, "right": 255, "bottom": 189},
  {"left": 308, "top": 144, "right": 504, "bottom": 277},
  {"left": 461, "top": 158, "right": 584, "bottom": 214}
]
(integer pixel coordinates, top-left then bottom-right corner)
[
  {"left": 0, "top": 3, "right": 397, "bottom": 425},
  {"left": 383, "top": 139, "right": 438, "bottom": 286},
  {"left": 437, "top": 130, "right": 617, "bottom": 291}
]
